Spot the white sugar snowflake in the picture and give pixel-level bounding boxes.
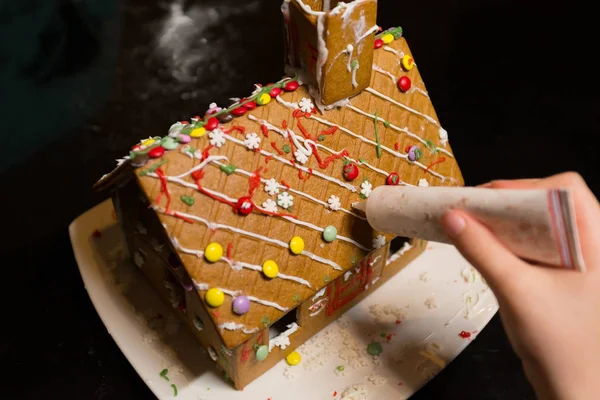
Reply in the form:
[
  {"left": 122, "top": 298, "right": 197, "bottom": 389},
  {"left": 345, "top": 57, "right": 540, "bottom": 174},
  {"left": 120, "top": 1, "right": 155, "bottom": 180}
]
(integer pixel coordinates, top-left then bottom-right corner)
[
  {"left": 244, "top": 132, "right": 261, "bottom": 150},
  {"left": 327, "top": 195, "right": 341, "bottom": 211},
  {"left": 294, "top": 150, "right": 309, "bottom": 164},
  {"left": 209, "top": 128, "right": 226, "bottom": 148},
  {"left": 277, "top": 192, "right": 294, "bottom": 209},
  {"left": 418, "top": 178, "right": 430, "bottom": 187},
  {"left": 264, "top": 178, "right": 280, "bottom": 196},
  {"left": 298, "top": 97, "right": 314, "bottom": 113},
  {"left": 261, "top": 199, "right": 279, "bottom": 213},
  {"left": 360, "top": 180, "right": 373, "bottom": 198},
  {"left": 373, "top": 235, "right": 386, "bottom": 249}
]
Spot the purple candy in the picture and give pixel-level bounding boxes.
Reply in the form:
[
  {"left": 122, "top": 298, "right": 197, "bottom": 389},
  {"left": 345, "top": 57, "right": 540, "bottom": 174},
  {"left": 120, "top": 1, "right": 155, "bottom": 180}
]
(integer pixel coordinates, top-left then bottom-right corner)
[
  {"left": 408, "top": 145, "right": 419, "bottom": 162},
  {"left": 178, "top": 134, "right": 191, "bottom": 144},
  {"left": 232, "top": 296, "right": 250, "bottom": 315}
]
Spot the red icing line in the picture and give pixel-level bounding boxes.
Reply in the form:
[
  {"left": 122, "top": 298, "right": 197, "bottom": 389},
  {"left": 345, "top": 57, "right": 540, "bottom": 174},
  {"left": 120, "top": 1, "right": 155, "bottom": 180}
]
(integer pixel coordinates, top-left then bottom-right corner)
[
  {"left": 154, "top": 168, "right": 172, "bottom": 211},
  {"left": 270, "top": 142, "right": 284, "bottom": 155},
  {"left": 248, "top": 167, "right": 263, "bottom": 196},
  {"left": 172, "top": 212, "right": 194, "bottom": 224},
  {"left": 265, "top": 155, "right": 272, "bottom": 164},
  {"left": 296, "top": 119, "right": 313, "bottom": 140},
  {"left": 394, "top": 142, "right": 400, "bottom": 150},
  {"left": 309, "top": 143, "right": 348, "bottom": 169},
  {"left": 287, "top": 132, "right": 296, "bottom": 153},
  {"left": 252, "top": 200, "right": 296, "bottom": 219},
  {"left": 260, "top": 124, "right": 269, "bottom": 137},
  {"left": 320, "top": 126, "right": 338, "bottom": 135},
  {"left": 222, "top": 125, "right": 245, "bottom": 134},
  {"left": 193, "top": 174, "right": 237, "bottom": 209},
  {"left": 282, "top": 120, "right": 288, "bottom": 129},
  {"left": 298, "top": 170, "right": 304, "bottom": 180},
  {"left": 201, "top": 144, "right": 214, "bottom": 161},
  {"left": 459, "top": 330, "right": 471, "bottom": 339},
  {"left": 306, "top": 168, "right": 313, "bottom": 181},
  {"left": 281, "top": 179, "right": 291, "bottom": 190},
  {"left": 241, "top": 346, "right": 250, "bottom": 362},
  {"left": 226, "top": 243, "right": 233, "bottom": 260},
  {"left": 425, "top": 156, "right": 446, "bottom": 172}
]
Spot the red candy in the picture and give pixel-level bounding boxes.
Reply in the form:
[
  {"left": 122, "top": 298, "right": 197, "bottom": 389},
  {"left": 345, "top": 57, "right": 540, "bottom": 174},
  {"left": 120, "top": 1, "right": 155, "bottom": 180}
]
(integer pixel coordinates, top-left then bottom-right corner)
[
  {"left": 374, "top": 38, "right": 384, "bottom": 49},
  {"left": 243, "top": 101, "right": 257, "bottom": 110},
  {"left": 148, "top": 146, "right": 165, "bottom": 158},
  {"left": 284, "top": 80, "right": 299, "bottom": 92},
  {"left": 236, "top": 197, "right": 254, "bottom": 215},
  {"left": 398, "top": 76, "right": 411, "bottom": 92},
  {"left": 342, "top": 163, "right": 359, "bottom": 181},
  {"left": 205, "top": 117, "right": 219, "bottom": 131},
  {"left": 386, "top": 172, "right": 400, "bottom": 185},
  {"left": 231, "top": 107, "right": 247, "bottom": 116},
  {"left": 269, "top": 87, "right": 283, "bottom": 98}
]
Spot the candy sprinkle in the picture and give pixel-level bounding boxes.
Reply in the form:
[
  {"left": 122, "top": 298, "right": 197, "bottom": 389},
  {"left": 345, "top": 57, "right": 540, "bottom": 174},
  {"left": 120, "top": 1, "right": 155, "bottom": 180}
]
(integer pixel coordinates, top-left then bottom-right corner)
[
  {"left": 373, "top": 110, "right": 383, "bottom": 158},
  {"left": 367, "top": 342, "right": 383, "bottom": 356},
  {"left": 160, "top": 368, "right": 169, "bottom": 381},
  {"left": 171, "top": 383, "right": 178, "bottom": 397}
]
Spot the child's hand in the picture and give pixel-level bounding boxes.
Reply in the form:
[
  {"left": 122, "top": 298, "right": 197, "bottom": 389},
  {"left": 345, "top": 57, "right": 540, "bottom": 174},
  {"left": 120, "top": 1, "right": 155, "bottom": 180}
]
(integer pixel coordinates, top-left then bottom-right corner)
[{"left": 441, "top": 172, "right": 600, "bottom": 400}]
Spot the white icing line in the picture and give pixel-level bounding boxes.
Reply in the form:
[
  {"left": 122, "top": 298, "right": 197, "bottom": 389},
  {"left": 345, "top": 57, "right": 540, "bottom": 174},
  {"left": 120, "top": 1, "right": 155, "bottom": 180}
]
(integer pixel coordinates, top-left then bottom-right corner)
[
  {"left": 293, "top": 0, "right": 325, "bottom": 16},
  {"left": 365, "top": 87, "right": 439, "bottom": 126},
  {"left": 172, "top": 238, "right": 312, "bottom": 288},
  {"left": 373, "top": 64, "right": 430, "bottom": 98},
  {"left": 276, "top": 95, "right": 298, "bottom": 109},
  {"left": 193, "top": 279, "right": 289, "bottom": 312},
  {"left": 154, "top": 206, "right": 343, "bottom": 270},
  {"left": 218, "top": 322, "right": 259, "bottom": 335},
  {"left": 382, "top": 46, "right": 404, "bottom": 58},
  {"left": 346, "top": 104, "right": 454, "bottom": 159},
  {"left": 173, "top": 155, "right": 228, "bottom": 179},
  {"left": 357, "top": 24, "right": 380, "bottom": 43}
]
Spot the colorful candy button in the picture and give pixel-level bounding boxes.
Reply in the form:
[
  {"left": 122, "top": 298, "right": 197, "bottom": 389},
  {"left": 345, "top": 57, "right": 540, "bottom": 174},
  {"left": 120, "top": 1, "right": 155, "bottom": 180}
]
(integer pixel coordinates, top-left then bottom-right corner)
[
  {"left": 142, "top": 138, "right": 156, "bottom": 147},
  {"left": 342, "top": 163, "right": 359, "bottom": 181},
  {"left": 232, "top": 296, "right": 250, "bottom": 315},
  {"left": 386, "top": 172, "right": 400, "bottom": 185},
  {"left": 382, "top": 33, "right": 394, "bottom": 44},
  {"left": 205, "top": 117, "right": 219, "bottom": 131},
  {"left": 231, "top": 106, "right": 247, "bottom": 116},
  {"left": 286, "top": 351, "right": 302, "bottom": 366},
  {"left": 190, "top": 127, "right": 206, "bottom": 137},
  {"left": 401, "top": 55, "right": 415, "bottom": 71},
  {"left": 397, "top": 76, "right": 411, "bottom": 92},
  {"left": 204, "top": 242, "right": 223, "bottom": 263},
  {"left": 236, "top": 196, "right": 254, "bottom": 215},
  {"left": 374, "top": 38, "right": 384, "bottom": 49},
  {"left": 255, "top": 345, "right": 269, "bottom": 361},
  {"left": 256, "top": 92, "right": 272, "bottom": 106},
  {"left": 323, "top": 225, "right": 337, "bottom": 243},
  {"left": 205, "top": 288, "right": 225, "bottom": 307},
  {"left": 218, "top": 113, "right": 233, "bottom": 123},
  {"left": 148, "top": 146, "right": 165, "bottom": 158},
  {"left": 161, "top": 137, "right": 179, "bottom": 150},
  {"left": 262, "top": 260, "right": 279, "bottom": 279},
  {"left": 243, "top": 100, "right": 257, "bottom": 110},
  {"left": 284, "top": 80, "right": 299, "bottom": 92},
  {"left": 130, "top": 153, "right": 149, "bottom": 168},
  {"left": 289, "top": 236, "right": 304, "bottom": 255},
  {"left": 269, "top": 87, "right": 283, "bottom": 98},
  {"left": 177, "top": 134, "right": 191, "bottom": 144}
]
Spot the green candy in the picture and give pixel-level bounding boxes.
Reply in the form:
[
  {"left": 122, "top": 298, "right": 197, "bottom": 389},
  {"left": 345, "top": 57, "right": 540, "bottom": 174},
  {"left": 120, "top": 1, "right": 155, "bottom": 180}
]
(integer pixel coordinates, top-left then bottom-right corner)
[
  {"left": 255, "top": 345, "right": 269, "bottom": 361},
  {"left": 180, "top": 195, "right": 195, "bottom": 206},
  {"left": 282, "top": 144, "right": 291, "bottom": 154},
  {"left": 367, "top": 342, "right": 383, "bottom": 356},
  {"left": 161, "top": 137, "right": 179, "bottom": 150},
  {"left": 323, "top": 225, "right": 337, "bottom": 242}
]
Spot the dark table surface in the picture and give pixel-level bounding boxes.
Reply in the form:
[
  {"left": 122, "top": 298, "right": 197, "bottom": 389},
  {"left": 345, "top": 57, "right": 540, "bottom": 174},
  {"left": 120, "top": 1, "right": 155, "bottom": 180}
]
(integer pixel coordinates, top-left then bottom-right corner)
[{"left": 2, "top": 0, "right": 598, "bottom": 399}]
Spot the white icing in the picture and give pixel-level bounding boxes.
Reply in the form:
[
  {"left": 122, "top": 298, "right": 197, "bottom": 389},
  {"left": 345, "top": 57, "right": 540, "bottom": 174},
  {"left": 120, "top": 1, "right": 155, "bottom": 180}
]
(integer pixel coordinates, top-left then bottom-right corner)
[
  {"left": 369, "top": 255, "right": 382, "bottom": 266},
  {"left": 340, "top": 384, "right": 369, "bottom": 400},
  {"left": 316, "top": 13, "right": 328, "bottom": 97},
  {"left": 172, "top": 237, "right": 312, "bottom": 287},
  {"left": 269, "top": 322, "right": 300, "bottom": 351},
  {"left": 438, "top": 127, "right": 448, "bottom": 146},
  {"left": 208, "top": 347, "right": 218, "bottom": 361},
  {"left": 155, "top": 206, "right": 343, "bottom": 270},
  {"left": 345, "top": 44, "right": 354, "bottom": 72},
  {"left": 351, "top": 60, "right": 359, "bottom": 88},
  {"left": 312, "top": 287, "right": 326, "bottom": 302},
  {"left": 345, "top": 104, "right": 453, "bottom": 158},
  {"left": 193, "top": 279, "right": 289, "bottom": 312},
  {"left": 292, "top": 0, "right": 325, "bottom": 16},
  {"left": 357, "top": 24, "right": 380, "bottom": 43},
  {"left": 174, "top": 155, "right": 228, "bottom": 179},
  {"left": 218, "top": 322, "right": 259, "bottom": 335},
  {"left": 134, "top": 251, "right": 145, "bottom": 268},
  {"left": 382, "top": 46, "right": 404, "bottom": 58},
  {"left": 309, "top": 298, "right": 328, "bottom": 317},
  {"left": 365, "top": 87, "right": 440, "bottom": 126},
  {"left": 372, "top": 235, "right": 386, "bottom": 249},
  {"left": 371, "top": 276, "right": 380, "bottom": 285},
  {"left": 275, "top": 95, "right": 299, "bottom": 109},
  {"left": 418, "top": 178, "right": 430, "bottom": 187},
  {"left": 344, "top": 271, "right": 352, "bottom": 281},
  {"left": 386, "top": 241, "right": 413, "bottom": 266}
]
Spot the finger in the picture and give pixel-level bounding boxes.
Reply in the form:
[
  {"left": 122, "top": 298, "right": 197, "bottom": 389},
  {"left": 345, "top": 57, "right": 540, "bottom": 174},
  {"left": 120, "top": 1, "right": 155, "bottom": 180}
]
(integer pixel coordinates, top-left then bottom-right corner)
[
  {"left": 441, "top": 209, "right": 532, "bottom": 293},
  {"left": 485, "top": 178, "right": 542, "bottom": 189}
]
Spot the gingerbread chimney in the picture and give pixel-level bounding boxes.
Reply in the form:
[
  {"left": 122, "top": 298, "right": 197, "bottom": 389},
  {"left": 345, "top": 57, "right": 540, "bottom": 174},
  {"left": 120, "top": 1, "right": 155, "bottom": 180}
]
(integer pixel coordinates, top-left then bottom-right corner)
[{"left": 282, "top": 0, "right": 379, "bottom": 107}]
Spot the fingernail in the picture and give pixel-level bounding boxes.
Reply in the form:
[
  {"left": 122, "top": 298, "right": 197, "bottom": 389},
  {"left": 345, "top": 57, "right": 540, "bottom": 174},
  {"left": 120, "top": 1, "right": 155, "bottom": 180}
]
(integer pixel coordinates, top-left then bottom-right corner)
[{"left": 443, "top": 212, "right": 466, "bottom": 238}]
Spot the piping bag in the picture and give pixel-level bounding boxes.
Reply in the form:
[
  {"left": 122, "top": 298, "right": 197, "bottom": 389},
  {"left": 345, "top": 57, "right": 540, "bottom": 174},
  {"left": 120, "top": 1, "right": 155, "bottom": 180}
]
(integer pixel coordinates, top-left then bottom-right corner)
[{"left": 353, "top": 186, "right": 586, "bottom": 272}]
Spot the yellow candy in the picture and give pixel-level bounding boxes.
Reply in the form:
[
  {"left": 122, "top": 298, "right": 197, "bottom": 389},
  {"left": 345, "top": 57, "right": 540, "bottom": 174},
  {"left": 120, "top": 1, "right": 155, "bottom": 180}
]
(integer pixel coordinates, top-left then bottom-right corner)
[
  {"left": 262, "top": 259, "right": 279, "bottom": 278},
  {"left": 204, "top": 242, "right": 223, "bottom": 263},
  {"left": 141, "top": 138, "right": 156, "bottom": 147},
  {"left": 256, "top": 92, "right": 272, "bottom": 106},
  {"left": 382, "top": 33, "right": 394, "bottom": 44},
  {"left": 401, "top": 55, "right": 415, "bottom": 71},
  {"left": 286, "top": 351, "right": 302, "bottom": 366},
  {"left": 205, "top": 288, "right": 225, "bottom": 307},
  {"left": 190, "top": 127, "right": 206, "bottom": 137},
  {"left": 289, "top": 236, "right": 304, "bottom": 255}
]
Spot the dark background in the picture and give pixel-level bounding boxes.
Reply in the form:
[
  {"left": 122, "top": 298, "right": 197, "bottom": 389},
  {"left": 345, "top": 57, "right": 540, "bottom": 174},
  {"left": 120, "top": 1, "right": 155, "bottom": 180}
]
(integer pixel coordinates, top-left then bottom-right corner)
[{"left": 1, "top": 0, "right": 597, "bottom": 399}]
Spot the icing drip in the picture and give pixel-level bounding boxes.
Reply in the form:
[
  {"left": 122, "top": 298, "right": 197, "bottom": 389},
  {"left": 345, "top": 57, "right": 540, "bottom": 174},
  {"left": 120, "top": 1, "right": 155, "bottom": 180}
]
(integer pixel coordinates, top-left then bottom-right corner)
[
  {"left": 357, "top": 24, "right": 380, "bottom": 43},
  {"left": 386, "top": 242, "right": 413, "bottom": 266},
  {"left": 316, "top": 13, "right": 328, "bottom": 97},
  {"left": 365, "top": 87, "right": 439, "bottom": 126},
  {"left": 346, "top": 104, "right": 454, "bottom": 158},
  {"left": 292, "top": 0, "right": 325, "bottom": 16},
  {"left": 192, "top": 279, "right": 289, "bottom": 312},
  {"left": 269, "top": 322, "right": 300, "bottom": 351},
  {"left": 154, "top": 206, "right": 343, "bottom": 270},
  {"left": 312, "top": 287, "right": 327, "bottom": 301},
  {"left": 351, "top": 60, "right": 359, "bottom": 88},
  {"left": 172, "top": 238, "right": 312, "bottom": 287},
  {"left": 383, "top": 46, "right": 404, "bottom": 59},
  {"left": 218, "top": 322, "right": 259, "bottom": 335}
]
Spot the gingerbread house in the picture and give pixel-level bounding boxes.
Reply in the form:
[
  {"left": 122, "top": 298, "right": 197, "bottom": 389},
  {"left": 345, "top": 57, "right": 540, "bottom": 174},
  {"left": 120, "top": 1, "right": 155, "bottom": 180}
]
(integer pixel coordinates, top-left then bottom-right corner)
[{"left": 95, "top": 0, "right": 464, "bottom": 389}]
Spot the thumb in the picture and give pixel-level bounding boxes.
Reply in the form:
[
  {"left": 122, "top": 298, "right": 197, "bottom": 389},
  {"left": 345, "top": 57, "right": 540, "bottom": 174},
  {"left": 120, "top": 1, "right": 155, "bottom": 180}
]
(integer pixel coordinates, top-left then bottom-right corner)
[{"left": 441, "top": 210, "right": 530, "bottom": 293}]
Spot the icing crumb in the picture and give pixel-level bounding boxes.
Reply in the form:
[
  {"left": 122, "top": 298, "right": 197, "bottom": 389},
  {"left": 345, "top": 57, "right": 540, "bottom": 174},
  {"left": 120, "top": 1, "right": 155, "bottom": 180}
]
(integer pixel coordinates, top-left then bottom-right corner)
[
  {"left": 461, "top": 266, "right": 479, "bottom": 283},
  {"left": 372, "top": 235, "right": 386, "bottom": 249},
  {"left": 424, "top": 297, "right": 438, "bottom": 309},
  {"left": 419, "top": 271, "right": 430, "bottom": 282},
  {"left": 334, "top": 364, "right": 347, "bottom": 377},
  {"left": 283, "top": 366, "right": 298, "bottom": 380},
  {"left": 367, "top": 372, "right": 387, "bottom": 386},
  {"left": 418, "top": 178, "right": 429, "bottom": 187},
  {"left": 369, "top": 304, "right": 406, "bottom": 324},
  {"left": 438, "top": 127, "right": 448, "bottom": 145},
  {"left": 340, "top": 384, "right": 369, "bottom": 400}
]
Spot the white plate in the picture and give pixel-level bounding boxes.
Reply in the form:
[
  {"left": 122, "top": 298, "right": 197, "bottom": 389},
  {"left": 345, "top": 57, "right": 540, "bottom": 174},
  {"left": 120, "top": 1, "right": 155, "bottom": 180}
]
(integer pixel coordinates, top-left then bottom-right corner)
[{"left": 70, "top": 200, "right": 498, "bottom": 400}]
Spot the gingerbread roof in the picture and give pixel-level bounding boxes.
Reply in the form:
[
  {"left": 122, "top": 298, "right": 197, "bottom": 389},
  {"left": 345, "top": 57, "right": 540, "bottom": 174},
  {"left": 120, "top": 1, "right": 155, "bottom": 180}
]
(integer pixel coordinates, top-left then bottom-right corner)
[{"left": 97, "top": 28, "right": 463, "bottom": 349}]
